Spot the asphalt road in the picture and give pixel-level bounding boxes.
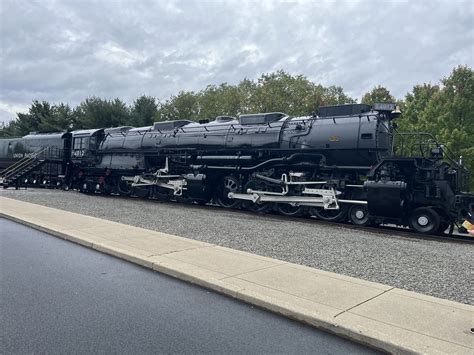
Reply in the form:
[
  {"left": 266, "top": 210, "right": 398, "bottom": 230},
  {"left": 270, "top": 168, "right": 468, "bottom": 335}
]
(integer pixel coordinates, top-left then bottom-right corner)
[
  {"left": 0, "top": 218, "right": 376, "bottom": 354},
  {"left": 1, "top": 188, "right": 472, "bottom": 304}
]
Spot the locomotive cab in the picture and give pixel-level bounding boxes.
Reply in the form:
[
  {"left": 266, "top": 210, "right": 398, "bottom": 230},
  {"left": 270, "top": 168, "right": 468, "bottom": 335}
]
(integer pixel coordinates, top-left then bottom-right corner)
[{"left": 71, "top": 128, "right": 104, "bottom": 163}]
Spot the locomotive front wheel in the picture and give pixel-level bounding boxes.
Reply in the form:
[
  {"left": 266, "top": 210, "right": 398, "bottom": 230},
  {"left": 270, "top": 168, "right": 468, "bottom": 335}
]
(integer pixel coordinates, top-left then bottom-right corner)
[
  {"left": 349, "top": 205, "right": 370, "bottom": 225},
  {"left": 409, "top": 207, "right": 440, "bottom": 234}
]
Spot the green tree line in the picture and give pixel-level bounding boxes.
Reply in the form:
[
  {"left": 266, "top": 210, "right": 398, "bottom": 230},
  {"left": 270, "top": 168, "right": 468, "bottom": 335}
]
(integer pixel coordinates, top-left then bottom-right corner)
[
  {"left": 1, "top": 66, "right": 472, "bottom": 184},
  {"left": 0, "top": 70, "right": 355, "bottom": 135}
]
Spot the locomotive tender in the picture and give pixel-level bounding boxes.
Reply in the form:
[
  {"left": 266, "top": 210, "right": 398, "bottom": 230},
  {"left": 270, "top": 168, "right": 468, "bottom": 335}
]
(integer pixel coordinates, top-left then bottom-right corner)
[{"left": 1, "top": 103, "right": 472, "bottom": 235}]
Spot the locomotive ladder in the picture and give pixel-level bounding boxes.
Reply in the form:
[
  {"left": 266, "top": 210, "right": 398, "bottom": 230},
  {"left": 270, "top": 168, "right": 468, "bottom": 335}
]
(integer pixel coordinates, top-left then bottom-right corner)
[{"left": 0, "top": 147, "right": 48, "bottom": 187}]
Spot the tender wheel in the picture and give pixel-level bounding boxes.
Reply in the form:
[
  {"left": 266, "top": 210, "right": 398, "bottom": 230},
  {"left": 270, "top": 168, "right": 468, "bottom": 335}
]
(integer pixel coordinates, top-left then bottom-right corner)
[
  {"left": 349, "top": 205, "right": 371, "bottom": 225},
  {"left": 409, "top": 207, "right": 440, "bottom": 234},
  {"left": 309, "top": 205, "right": 348, "bottom": 222},
  {"left": 216, "top": 176, "right": 241, "bottom": 208}
]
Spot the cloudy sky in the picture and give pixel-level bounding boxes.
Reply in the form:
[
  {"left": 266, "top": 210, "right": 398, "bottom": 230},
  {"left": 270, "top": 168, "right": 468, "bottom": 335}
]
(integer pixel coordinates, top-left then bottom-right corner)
[{"left": 0, "top": 0, "right": 473, "bottom": 123}]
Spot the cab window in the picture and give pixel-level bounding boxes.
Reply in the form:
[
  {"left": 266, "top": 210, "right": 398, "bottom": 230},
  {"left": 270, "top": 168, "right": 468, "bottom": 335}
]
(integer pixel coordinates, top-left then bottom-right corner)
[
  {"left": 73, "top": 137, "right": 90, "bottom": 157},
  {"left": 73, "top": 137, "right": 89, "bottom": 150},
  {"left": 73, "top": 138, "right": 82, "bottom": 150}
]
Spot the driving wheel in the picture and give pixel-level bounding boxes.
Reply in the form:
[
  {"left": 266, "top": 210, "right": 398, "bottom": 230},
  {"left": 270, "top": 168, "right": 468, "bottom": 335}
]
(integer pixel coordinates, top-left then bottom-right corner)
[
  {"left": 309, "top": 205, "right": 348, "bottom": 222},
  {"left": 242, "top": 179, "right": 273, "bottom": 213},
  {"left": 216, "top": 176, "right": 241, "bottom": 208}
]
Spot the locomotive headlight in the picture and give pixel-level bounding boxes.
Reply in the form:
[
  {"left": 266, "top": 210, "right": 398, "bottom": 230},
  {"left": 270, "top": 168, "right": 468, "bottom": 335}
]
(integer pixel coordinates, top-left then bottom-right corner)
[{"left": 96, "top": 184, "right": 101, "bottom": 190}]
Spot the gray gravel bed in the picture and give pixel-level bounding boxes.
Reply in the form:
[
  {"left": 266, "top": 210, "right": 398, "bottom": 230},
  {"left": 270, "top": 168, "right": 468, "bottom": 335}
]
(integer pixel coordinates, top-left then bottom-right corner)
[{"left": 2, "top": 188, "right": 473, "bottom": 304}]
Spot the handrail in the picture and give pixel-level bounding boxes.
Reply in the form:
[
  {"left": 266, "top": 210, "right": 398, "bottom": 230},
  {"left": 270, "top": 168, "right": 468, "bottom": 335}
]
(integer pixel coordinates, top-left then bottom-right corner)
[
  {"left": 392, "top": 131, "right": 470, "bottom": 191},
  {"left": 0, "top": 152, "right": 39, "bottom": 175},
  {"left": 1, "top": 147, "right": 49, "bottom": 179},
  {"left": 3, "top": 158, "right": 39, "bottom": 180},
  {"left": 392, "top": 132, "right": 464, "bottom": 168}
]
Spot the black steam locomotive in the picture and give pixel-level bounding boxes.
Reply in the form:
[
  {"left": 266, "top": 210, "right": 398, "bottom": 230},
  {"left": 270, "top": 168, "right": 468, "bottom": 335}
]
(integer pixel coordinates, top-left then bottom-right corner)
[{"left": 1, "top": 103, "right": 472, "bottom": 235}]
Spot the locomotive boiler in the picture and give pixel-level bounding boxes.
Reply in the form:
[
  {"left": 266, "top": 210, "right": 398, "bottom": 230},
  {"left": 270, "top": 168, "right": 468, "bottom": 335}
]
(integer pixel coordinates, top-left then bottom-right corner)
[{"left": 1, "top": 103, "right": 472, "bottom": 235}]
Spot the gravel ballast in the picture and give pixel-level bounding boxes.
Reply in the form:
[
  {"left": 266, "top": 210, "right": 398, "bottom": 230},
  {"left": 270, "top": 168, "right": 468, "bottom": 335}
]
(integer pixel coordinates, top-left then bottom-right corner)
[{"left": 2, "top": 188, "right": 472, "bottom": 305}]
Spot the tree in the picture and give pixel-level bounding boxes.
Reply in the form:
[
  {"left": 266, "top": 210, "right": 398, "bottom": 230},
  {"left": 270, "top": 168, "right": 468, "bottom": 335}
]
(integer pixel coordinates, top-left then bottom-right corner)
[
  {"left": 237, "top": 78, "right": 258, "bottom": 114},
  {"left": 321, "top": 85, "right": 355, "bottom": 106},
  {"left": 0, "top": 70, "right": 357, "bottom": 137},
  {"left": 73, "top": 97, "right": 130, "bottom": 129},
  {"left": 130, "top": 95, "right": 158, "bottom": 127},
  {"left": 198, "top": 83, "right": 243, "bottom": 119},
  {"left": 39, "top": 103, "right": 74, "bottom": 132},
  {"left": 2, "top": 100, "right": 55, "bottom": 136},
  {"left": 156, "top": 91, "right": 200, "bottom": 121},
  {"left": 397, "top": 65, "right": 473, "bottom": 189},
  {"left": 0, "top": 121, "right": 17, "bottom": 137},
  {"left": 361, "top": 86, "right": 395, "bottom": 105},
  {"left": 422, "top": 66, "right": 473, "bottom": 182},
  {"left": 247, "top": 70, "right": 354, "bottom": 116},
  {"left": 252, "top": 70, "right": 319, "bottom": 115},
  {"left": 397, "top": 83, "right": 440, "bottom": 131}
]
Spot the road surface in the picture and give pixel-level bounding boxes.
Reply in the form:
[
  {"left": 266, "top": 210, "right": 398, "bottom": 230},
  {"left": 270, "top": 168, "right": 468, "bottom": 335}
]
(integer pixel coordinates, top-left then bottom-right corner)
[{"left": 0, "top": 218, "right": 376, "bottom": 354}]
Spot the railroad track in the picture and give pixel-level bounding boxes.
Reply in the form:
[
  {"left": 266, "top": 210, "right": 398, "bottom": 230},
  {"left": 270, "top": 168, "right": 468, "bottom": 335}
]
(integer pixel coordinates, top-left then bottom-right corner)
[{"left": 94, "top": 192, "right": 474, "bottom": 245}]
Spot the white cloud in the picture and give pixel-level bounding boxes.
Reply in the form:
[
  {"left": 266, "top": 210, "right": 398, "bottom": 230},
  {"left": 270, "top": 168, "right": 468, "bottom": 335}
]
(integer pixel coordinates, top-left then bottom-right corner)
[
  {"left": 95, "top": 42, "right": 146, "bottom": 68},
  {"left": 239, "top": 44, "right": 264, "bottom": 66},
  {"left": 0, "top": 0, "right": 472, "bottom": 124},
  {"left": 0, "top": 101, "right": 29, "bottom": 123}
]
